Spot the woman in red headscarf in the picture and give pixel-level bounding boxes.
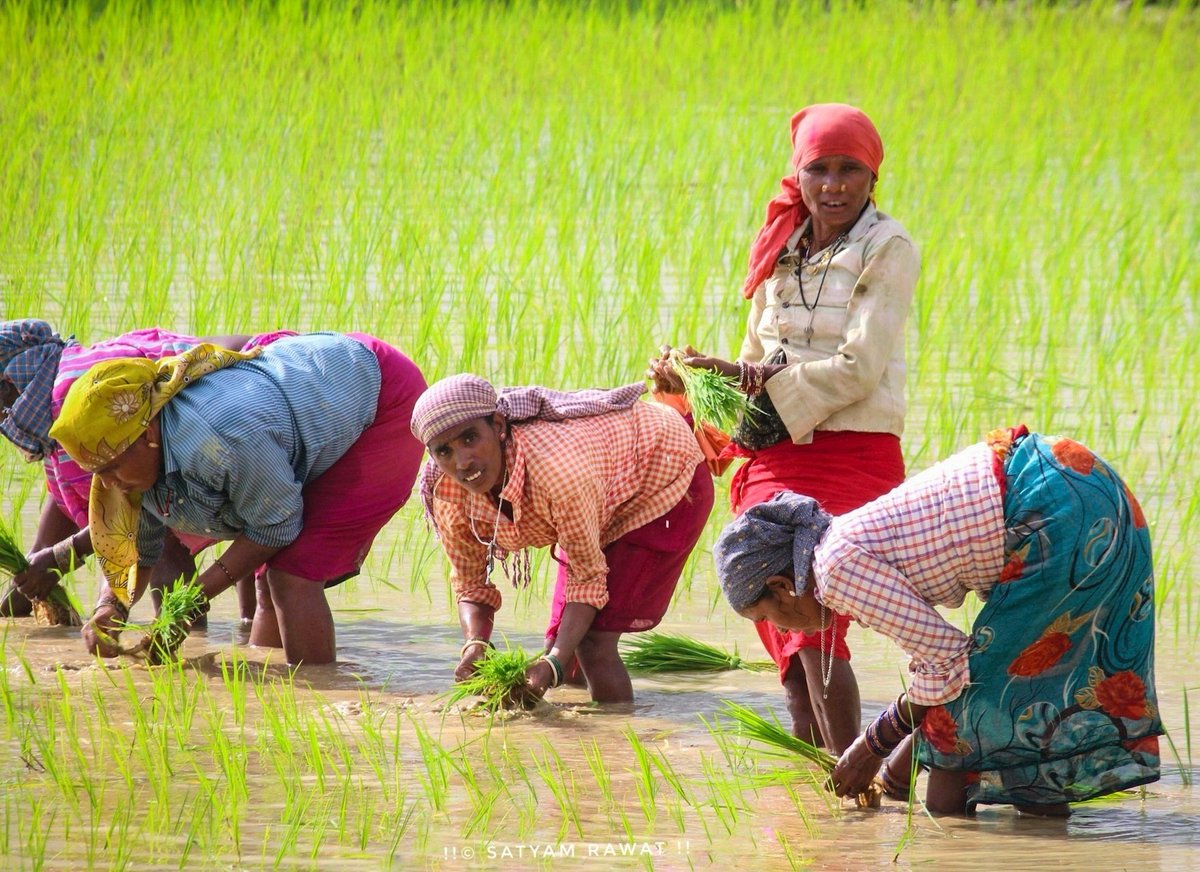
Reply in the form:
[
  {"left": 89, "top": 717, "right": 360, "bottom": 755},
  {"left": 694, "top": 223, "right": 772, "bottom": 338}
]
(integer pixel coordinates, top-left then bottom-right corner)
[{"left": 652, "top": 104, "right": 921, "bottom": 790}]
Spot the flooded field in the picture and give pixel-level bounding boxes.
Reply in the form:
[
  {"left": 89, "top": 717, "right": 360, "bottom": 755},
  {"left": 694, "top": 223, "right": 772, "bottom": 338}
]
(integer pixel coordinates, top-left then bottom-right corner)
[
  {"left": 1, "top": 519, "right": 1196, "bottom": 870},
  {"left": 3, "top": 0, "right": 1198, "bottom": 868}
]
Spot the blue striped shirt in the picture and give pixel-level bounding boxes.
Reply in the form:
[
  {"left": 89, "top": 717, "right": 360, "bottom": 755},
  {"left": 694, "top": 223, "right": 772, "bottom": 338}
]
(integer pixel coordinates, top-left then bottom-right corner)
[{"left": 136, "top": 333, "right": 382, "bottom": 562}]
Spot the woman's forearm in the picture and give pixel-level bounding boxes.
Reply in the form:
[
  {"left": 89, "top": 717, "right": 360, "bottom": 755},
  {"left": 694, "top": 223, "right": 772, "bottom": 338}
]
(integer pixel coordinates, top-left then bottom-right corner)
[
  {"left": 546, "top": 601, "right": 599, "bottom": 665},
  {"left": 196, "top": 537, "right": 282, "bottom": 600}
]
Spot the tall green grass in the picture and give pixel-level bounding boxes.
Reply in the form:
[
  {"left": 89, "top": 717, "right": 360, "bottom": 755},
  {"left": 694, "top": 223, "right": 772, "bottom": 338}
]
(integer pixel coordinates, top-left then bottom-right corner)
[
  {"left": 2, "top": 1, "right": 1195, "bottom": 635},
  {"left": 0, "top": 0, "right": 1197, "bottom": 865}
]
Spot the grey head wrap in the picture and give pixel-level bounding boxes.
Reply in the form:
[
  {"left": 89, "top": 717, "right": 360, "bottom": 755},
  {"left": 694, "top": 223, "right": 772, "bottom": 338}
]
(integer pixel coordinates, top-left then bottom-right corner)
[
  {"left": 712, "top": 492, "right": 832, "bottom": 612},
  {"left": 0, "top": 319, "right": 75, "bottom": 460}
]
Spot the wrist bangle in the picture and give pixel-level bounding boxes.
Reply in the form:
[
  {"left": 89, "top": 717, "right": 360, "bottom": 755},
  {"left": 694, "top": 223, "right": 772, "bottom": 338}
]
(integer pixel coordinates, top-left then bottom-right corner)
[
  {"left": 52, "top": 537, "right": 78, "bottom": 573},
  {"left": 459, "top": 638, "right": 494, "bottom": 659},
  {"left": 883, "top": 701, "right": 915, "bottom": 737},
  {"left": 213, "top": 559, "right": 237, "bottom": 585},
  {"left": 539, "top": 653, "right": 564, "bottom": 688},
  {"left": 863, "top": 720, "right": 897, "bottom": 758}
]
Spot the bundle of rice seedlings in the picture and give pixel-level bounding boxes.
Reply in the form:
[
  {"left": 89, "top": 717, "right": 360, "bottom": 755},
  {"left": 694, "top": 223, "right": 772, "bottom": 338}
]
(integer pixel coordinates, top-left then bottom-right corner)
[
  {"left": 141, "top": 580, "right": 207, "bottom": 665},
  {"left": 0, "top": 519, "right": 83, "bottom": 627},
  {"left": 718, "top": 700, "right": 882, "bottom": 809},
  {"left": 442, "top": 645, "right": 538, "bottom": 712},
  {"left": 668, "top": 349, "right": 752, "bottom": 434},
  {"left": 621, "top": 632, "right": 772, "bottom": 673}
]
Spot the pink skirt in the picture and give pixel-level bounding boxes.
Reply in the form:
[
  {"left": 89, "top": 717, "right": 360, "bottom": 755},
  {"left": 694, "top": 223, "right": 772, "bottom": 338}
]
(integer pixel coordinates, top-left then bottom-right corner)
[
  {"left": 545, "top": 462, "right": 714, "bottom": 639},
  {"left": 265, "top": 334, "right": 427, "bottom": 584}
]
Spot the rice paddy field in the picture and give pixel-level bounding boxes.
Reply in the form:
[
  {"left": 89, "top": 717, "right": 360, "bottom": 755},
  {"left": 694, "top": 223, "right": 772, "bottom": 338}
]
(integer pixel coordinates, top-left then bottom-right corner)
[{"left": 2, "top": 0, "right": 1198, "bottom": 868}]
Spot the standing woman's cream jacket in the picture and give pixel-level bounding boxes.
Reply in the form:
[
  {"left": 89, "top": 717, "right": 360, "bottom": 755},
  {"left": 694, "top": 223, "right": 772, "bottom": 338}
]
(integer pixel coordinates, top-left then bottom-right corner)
[{"left": 741, "top": 203, "right": 920, "bottom": 444}]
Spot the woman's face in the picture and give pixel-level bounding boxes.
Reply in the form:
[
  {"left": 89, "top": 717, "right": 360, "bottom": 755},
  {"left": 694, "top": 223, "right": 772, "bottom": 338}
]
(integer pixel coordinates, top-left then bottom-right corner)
[
  {"left": 737, "top": 574, "right": 829, "bottom": 634},
  {"left": 797, "top": 154, "right": 875, "bottom": 237},
  {"left": 428, "top": 413, "right": 508, "bottom": 497},
  {"left": 93, "top": 420, "right": 163, "bottom": 494}
]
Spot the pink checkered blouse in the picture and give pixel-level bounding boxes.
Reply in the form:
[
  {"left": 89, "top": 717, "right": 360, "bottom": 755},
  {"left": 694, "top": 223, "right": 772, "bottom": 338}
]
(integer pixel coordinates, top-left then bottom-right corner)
[{"left": 814, "top": 441, "right": 1007, "bottom": 705}]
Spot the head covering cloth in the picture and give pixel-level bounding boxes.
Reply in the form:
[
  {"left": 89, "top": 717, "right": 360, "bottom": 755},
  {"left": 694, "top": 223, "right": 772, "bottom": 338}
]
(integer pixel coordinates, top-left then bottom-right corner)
[
  {"left": 49, "top": 343, "right": 261, "bottom": 606},
  {"left": 712, "top": 491, "right": 832, "bottom": 612},
  {"left": 0, "top": 319, "right": 77, "bottom": 460},
  {"left": 740, "top": 103, "right": 885, "bottom": 299},
  {"left": 411, "top": 374, "right": 647, "bottom": 586}
]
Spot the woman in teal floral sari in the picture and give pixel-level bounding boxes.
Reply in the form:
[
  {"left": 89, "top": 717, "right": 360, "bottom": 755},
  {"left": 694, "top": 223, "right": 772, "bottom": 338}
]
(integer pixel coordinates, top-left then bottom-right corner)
[{"left": 713, "top": 426, "right": 1160, "bottom": 815}]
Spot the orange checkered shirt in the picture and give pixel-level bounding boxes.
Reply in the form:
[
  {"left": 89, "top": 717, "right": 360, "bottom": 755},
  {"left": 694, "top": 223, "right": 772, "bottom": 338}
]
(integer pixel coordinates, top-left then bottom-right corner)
[{"left": 431, "top": 401, "right": 704, "bottom": 611}]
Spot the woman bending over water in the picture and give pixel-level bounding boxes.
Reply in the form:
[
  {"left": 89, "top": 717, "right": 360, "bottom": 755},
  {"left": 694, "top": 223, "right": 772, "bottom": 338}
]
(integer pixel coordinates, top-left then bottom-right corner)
[
  {"left": 713, "top": 426, "right": 1160, "bottom": 815},
  {"left": 412, "top": 375, "right": 714, "bottom": 704}
]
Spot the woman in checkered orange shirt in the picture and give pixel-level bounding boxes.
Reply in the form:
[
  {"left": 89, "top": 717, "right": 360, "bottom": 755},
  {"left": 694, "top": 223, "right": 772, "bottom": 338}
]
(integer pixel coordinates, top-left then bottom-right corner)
[{"left": 411, "top": 374, "right": 714, "bottom": 704}]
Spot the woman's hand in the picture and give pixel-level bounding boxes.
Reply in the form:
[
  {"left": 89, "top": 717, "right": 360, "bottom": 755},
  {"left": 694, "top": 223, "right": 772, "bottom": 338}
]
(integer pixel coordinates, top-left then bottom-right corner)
[
  {"left": 454, "top": 644, "right": 489, "bottom": 683},
  {"left": 650, "top": 345, "right": 744, "bottom": 390},
  {"left": 647, "top": 345, "right": 689, "bottom": 394},
  {"left": 82, "top": 605, "right": 124, "bottom": 658},
  {"left": 12, "top": 547, "right": 61, "bottom": 602},
  {"left": 522, "top": 659, "right": 555, "bottom": 700},
  {"left": 831, "top": 733, "right": 886, "bottom": 798}
]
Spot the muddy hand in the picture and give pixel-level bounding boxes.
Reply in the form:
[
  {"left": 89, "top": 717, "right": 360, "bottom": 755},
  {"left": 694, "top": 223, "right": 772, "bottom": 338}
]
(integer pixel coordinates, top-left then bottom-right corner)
[
  {"left": 831, "top": 733, "right": 886, "bottom": 798},
  {"left": 82, "top": 605, "right": 125, "bottom": 658},
  {"left": 12, "top": 547, "right": 60, "bottom": 602}
]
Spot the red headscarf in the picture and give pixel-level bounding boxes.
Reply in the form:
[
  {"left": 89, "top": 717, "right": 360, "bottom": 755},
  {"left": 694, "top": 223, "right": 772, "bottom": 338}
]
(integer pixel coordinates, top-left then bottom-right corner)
[{"left": 740, "top": 104, "right": 885, "bottom": 299}]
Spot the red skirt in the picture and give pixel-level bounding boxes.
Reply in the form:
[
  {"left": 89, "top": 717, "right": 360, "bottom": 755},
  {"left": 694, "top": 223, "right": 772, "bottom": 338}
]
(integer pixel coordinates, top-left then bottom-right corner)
[
  {"left": 267, "top": 334, "right": 427, "bottom": 584},
  {"left": 545, "top": 462, "right": 714, "bottom": 639},
  {"left": 726, "top": 431, "right": 905, "bottom": 680}
]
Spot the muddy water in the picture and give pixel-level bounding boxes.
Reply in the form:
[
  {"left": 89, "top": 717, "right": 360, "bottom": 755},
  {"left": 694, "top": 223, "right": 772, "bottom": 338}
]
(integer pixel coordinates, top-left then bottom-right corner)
[{"left": 4, "top": 524, "right": 1194, "bottom": 872}]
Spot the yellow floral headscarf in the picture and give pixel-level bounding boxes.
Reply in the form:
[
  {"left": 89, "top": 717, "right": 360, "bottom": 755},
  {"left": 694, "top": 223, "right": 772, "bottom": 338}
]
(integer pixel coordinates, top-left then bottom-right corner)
[{"left": 49, "top": 343, "right": 262, "bottom": 606}]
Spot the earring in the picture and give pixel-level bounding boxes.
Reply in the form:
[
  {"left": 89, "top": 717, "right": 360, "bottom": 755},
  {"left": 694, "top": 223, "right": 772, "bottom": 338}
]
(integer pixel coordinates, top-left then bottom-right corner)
[
  {"left": 147, "top": 442, "right": 160, "bottom": 448},
  {"left": 787, "top": 590, "right": 797, "bottom": 597}
]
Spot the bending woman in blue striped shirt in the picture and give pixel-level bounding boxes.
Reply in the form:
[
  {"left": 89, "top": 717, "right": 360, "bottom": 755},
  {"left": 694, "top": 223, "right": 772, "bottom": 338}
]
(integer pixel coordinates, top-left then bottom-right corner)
[{"left": 50, "top": 332, "right": 427, "bottom": 665}]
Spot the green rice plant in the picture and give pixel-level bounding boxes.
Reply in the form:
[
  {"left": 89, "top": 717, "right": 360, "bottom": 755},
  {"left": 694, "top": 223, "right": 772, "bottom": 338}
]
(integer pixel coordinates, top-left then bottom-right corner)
[
  {"left": 582, "top": 739, "right": 616, "bottom": 814},
  {"left": 440, "top": 645, "right": 538, "bottom": 712},
  {"left": 623, "top": 727, "right": 659, "bottom": 825},
  {"left": 668, "top": 350, "right": 751, "bottom": 434},
  {"left": 0, "top": 518, "right": 82, "bottom": 627},
  {"left": 139, "top": 579, "right": 207, "bottom": 665},
  {"left": 717, "top": 701, "right": 837, "bottom": 770},
  {"left": 530, "top": 738, "right": 584, "bottom": 840},
  {"left": 621, "top": 631, "right": 771, "bottom": 674},
  {"left": 716, "top": 700, "right": 882, "bottom": 809}
]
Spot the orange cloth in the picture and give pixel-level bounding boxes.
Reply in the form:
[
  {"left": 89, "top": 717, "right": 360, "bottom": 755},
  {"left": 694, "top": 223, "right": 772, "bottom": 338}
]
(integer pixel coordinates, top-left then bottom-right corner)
[{"left": 649, "top": 391, "right": 732, "bottom": 476}]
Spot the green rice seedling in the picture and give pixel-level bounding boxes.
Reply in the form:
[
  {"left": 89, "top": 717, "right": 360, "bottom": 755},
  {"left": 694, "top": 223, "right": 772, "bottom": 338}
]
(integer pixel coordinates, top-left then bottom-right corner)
[
  {"left": 0, "top": 517, "right": 82, "bottom": 627},
  {"left": 716, "top": 700, "right": 882, "bottom": 809},
  {"left": 530, "top": 737, "right": 584, "bottom": 839},
  {"left": 775, "top": 830, "right": 811, "bottom": 872},
  {"left": 441, "top": 645, "right": 538, "bottom": 712},
  {"left": 1184, "top": 686, "right": 1193, "bottom": 775},
  {"left": 667, "top": 349, "right": 752, "bottom": 434},
  {"left": 624, "top": 727, "right": 659, "bottom": 825},
  {"left": 583, "top": 739, "right": 616, "bottom": 814},
  {"left": 139, "top": 579, "right": 207, "bottom": 665},
  {"left": 1162, "top": 727, "right": 1192, "bottom": 787},
  {"left": 621, "top": 631, "right": 771, "bottom": 674},
  {"left": 717, "top": 701, "right": 837, "bottom": 770}
]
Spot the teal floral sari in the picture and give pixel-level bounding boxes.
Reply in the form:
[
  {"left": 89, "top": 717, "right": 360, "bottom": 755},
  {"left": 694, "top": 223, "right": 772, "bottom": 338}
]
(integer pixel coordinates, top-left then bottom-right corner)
[{"left": 917, "top": 431, "right": 1161, "bottom": 811}]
